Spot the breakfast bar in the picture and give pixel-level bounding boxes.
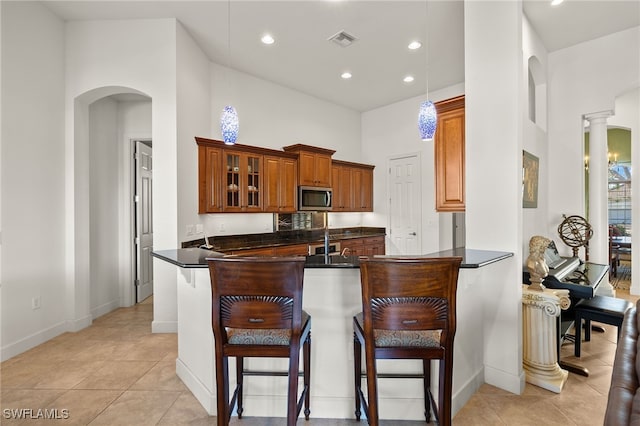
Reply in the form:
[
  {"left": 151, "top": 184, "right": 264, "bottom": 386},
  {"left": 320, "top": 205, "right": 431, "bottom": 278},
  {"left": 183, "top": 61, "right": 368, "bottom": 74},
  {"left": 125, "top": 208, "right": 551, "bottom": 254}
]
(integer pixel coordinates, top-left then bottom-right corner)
[{"left": 152, "top": 248, "right": 512, "bottom": 420}]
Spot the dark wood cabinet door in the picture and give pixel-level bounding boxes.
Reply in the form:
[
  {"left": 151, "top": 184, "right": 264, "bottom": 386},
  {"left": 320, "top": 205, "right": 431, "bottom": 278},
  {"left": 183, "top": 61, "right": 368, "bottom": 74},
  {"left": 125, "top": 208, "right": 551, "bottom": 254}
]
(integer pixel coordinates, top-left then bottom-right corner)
[
  {"left": 315, "top": 154, "right": 332, "bottom": 187},
  {"left": 280, "top": 158, "right": 297, "bottom": 212},
  {"left": 265, "top": 156, "right": 297, "bottom": 213},
  {"left": 223, "top": 152, "right": 263, "bottom": 212},
  {"left": 199, "top": 146, "right": 223, "bottom": 213},
  {"left": 360, "top": 168, "right": 373, "bottom": 212},
  {"left": 435, "top": 96, "right": 465, "bottom": 212},
  {"left": 298, "top": 151, "right": 317, "bottom": 186}
]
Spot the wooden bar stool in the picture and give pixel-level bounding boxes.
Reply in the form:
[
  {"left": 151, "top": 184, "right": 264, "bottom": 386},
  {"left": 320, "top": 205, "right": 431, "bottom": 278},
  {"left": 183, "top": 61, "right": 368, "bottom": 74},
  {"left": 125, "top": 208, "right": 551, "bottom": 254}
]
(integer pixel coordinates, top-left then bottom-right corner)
[
  {"left": 574, "top": 295, "right": 633, "bottom": 357},
  {"left": 207, "top": 256, "right": 311, "bottom": 426},
  {"left": 353, "top": 256, "right": 462, "bottom": 426}
]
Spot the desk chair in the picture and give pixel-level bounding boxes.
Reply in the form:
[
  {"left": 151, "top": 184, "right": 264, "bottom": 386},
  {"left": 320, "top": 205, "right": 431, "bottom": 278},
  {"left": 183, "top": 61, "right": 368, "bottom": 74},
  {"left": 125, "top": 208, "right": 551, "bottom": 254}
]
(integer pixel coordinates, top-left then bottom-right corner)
[
  {"left": 353, "top": 256, "right": 462, "bottom": 426},
  {"left": 207, "top": 256, "right": 310, "bottom": 426}
]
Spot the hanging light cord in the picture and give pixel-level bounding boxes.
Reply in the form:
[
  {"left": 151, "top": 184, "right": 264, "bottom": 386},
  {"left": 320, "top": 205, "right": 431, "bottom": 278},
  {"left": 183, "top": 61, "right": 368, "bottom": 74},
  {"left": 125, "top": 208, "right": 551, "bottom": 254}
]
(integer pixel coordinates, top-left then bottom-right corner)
[{"left": 425, "top": 0, "right": 429, "bottom": 97}]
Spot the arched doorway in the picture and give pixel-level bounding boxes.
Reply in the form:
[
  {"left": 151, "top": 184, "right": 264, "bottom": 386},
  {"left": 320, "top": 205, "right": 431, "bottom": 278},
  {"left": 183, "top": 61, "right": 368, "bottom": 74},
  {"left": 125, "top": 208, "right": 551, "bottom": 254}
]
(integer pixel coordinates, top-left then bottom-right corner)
[{"left": 69, "top": 86, "right": 152, "bottom": 329}]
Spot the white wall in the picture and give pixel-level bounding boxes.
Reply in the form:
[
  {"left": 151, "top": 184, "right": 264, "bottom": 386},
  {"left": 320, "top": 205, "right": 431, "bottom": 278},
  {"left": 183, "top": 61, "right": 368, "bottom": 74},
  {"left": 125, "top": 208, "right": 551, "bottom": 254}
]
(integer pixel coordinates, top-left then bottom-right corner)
[
  {"left": 465, "top": 0, "right": 524, "bottom": 395},
  {"left": 89, "top": 97, "right": 120, "bottom": 318},
  {"left": 177, "top": 23, "right": 212, "bottom": 247},
  {"left": 1, "top": 1, "right": 66, "bottom": 360},
  {"left": 522, "top": 16, "right": 550, "bottom": 256},
  {"left": 66, "top": 19, "right": 178, "bottom": 333}
]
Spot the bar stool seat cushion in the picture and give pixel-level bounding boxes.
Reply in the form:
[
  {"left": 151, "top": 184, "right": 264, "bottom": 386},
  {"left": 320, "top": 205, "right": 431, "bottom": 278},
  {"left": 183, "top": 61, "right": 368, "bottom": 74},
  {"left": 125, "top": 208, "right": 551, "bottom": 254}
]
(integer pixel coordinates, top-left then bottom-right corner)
[
  {"left": 228, "top": 311, "right": 311, "bottom": 345},
  {"left": 354, "top": 313, "right": 441, "bottom": 348}
]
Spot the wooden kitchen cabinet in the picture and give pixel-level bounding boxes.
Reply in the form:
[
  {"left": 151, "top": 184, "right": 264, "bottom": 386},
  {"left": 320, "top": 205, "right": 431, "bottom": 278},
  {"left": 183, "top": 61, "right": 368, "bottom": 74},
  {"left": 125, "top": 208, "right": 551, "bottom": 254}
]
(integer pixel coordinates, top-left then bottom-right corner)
[
  {"left": 283, "top": 144, "right": 335, "bottom": 187},
  {"left": 264, "top": 155, "right": 298, "bottom": 213},
  {"left": 331, "top": 160, "right": 375, "bottom": 212},
  {"left": 351, "top": 164, "right": 374, "bottom": 211},
  {"left": 331, "top": 163, "right": 352, "bottom": 211},
  {"left": 274, "top": 243, "right": 309, "bottom": 256},
  {"left": 435, "top": 95, "right": 465, "bottom": 212},
  {"left": 223, "top": 151, "right": 263, "bottom": 212},
  {"left": 197, "top": 137, "right": 302, "bottom": 214},
  {"left": 340, "top": 236, "right": 385, "bottom": 256},
  {"left": 230, "top": 246, "right": 276, "bottom": 256},
  {"left": 198, "top": 146, "right": 223, "bottom": 213}
]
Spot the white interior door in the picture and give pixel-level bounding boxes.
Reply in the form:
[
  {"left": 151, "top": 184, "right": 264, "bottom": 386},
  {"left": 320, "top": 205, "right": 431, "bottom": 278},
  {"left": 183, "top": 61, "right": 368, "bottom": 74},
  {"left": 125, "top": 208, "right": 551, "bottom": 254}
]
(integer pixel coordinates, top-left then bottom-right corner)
[
  {"left": 136, "top": 141, "right": 153, "bottom": 303},
  {"left": 388, "top": 154, "right": 422, "bottom": 254}
]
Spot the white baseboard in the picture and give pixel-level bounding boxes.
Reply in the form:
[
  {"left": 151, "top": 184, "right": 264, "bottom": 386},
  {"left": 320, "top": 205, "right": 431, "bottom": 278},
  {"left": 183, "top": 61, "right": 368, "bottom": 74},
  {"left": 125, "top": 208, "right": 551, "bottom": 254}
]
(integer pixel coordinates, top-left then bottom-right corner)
[
  {"left": 1, "top": 320, "right": 68, "bottom": 362},
  {"left": 484, "top": 364, "right": 526, "bottom": 395},
  {"left": 176, "top": 357, "right": 216, "bottom": 415},
  {"left": 452, "top": 367, "right": 485, "bottom": 416},
  {"left": 152, "top": 320, "right": 177, "bottom": 333},
  {"left": 91, "top": 299, "right": 120, "bottom": 320},
  {"left": 66, "top": 314, "right": 93, "bottom": 332}
]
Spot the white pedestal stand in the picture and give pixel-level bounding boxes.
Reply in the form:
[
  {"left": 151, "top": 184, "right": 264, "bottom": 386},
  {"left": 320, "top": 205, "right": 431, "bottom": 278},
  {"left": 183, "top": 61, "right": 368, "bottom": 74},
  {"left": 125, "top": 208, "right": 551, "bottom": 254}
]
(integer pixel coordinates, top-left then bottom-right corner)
[{"left": 521, "top": 285, "right": 571, "bottom": 393}]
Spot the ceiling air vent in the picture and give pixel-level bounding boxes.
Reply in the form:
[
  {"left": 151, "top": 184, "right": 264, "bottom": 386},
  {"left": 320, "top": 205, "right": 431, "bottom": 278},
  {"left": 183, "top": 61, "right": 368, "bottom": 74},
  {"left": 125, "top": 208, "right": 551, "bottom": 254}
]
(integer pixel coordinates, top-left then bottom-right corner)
[{"left": 328, "top": 30, "right": 357, "bottom": 48}]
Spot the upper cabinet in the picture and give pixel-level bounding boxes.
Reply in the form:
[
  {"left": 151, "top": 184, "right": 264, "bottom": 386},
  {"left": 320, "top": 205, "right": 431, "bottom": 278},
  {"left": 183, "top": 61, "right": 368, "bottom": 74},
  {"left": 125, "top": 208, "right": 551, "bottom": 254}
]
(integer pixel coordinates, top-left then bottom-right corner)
[
  {"left": 283, "top": 144, "right": 335, "bottom": 188},
  {"left": 434, "top": 95, "right": 465, "bottom": 212},
  {"left": 331, "top": 160, "right": 375, "bottom": 212},
  {"left": 264, "top": 155, "right": 298, "bottom": 213},
  {"left": 198, "top": 145, "right": 223, "bottom": 213},
  {"left": 196, "top": 137, "right": 297, "bottom": 214},
  {"left": 223, "top": 151, "right": 263, "bottom": 212},
  {"left": 197, "top": 138, "right": 374, "bottom": 214}
]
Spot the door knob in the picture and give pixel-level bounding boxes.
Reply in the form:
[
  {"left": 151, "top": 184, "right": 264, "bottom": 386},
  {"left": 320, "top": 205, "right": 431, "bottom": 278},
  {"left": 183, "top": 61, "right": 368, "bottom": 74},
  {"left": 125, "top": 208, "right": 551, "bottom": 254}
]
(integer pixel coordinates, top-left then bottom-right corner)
[{"left": 409, "top": 232, "right": 417, "bottom": 236}]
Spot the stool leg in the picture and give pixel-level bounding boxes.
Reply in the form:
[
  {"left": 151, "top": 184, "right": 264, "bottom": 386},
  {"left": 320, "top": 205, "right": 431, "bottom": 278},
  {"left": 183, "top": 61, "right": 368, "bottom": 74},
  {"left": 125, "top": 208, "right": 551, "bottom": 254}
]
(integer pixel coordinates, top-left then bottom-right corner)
[
  {"left": 304, "top": 333, "right": 311, "bottom": 420},
  {"left": 354, "top": 333, "right": 362, "bottom": 421},
  {"left": 585, "top": 319, "right": 592, "bottom": 341},
  {"left": 423, "top": 359, "right": 431, "bottom": 422},
  {"left": 236, "top": 357, "right": 244, "bottom": 418},
  {"left": 439, "top": 351, "right": 453, "bottom": 426},
  {"left": 574, "top": 315, "right": 582, "bottom": 358},
  {"left": 365, "top": 343, "right": 379, "bottom": 426},
  {"left": 215, "top": 354, "right": 230, "bottom": 426},
  {"left": 286, "top": 342, "right": 301, "bottom": 426}
]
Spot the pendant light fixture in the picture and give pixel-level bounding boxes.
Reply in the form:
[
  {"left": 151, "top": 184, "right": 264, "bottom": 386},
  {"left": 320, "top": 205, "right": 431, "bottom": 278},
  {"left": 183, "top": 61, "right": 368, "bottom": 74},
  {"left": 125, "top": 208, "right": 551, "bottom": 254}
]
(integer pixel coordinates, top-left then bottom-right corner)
[
  {"left": 220, "top": 0, "right": 239, "bottom": 145},
  {"left": 418, "top": 0, "right": 437, "bottom": 141}
]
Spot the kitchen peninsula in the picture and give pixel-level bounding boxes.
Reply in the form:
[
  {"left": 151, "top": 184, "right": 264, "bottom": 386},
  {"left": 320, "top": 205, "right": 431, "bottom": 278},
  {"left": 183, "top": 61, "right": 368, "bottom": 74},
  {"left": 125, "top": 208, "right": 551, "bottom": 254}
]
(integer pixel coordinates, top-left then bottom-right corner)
[{"left": 152, "top": 244, "right": 512, "bottom": 421}]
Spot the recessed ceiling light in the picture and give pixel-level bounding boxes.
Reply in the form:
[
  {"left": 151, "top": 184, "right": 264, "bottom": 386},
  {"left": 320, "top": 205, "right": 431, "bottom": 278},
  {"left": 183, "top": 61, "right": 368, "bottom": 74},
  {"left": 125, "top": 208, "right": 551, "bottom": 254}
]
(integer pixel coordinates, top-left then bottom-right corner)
[
  {"left": 408, "top": 41, "right": 422, "bottom": 50},
  {"left": 261, "top": 34, "right": 275, "bottom": 45},
  {"left": 341, "top": 72, "right": 352, "bottom": 80},
  {"left": 551, "top": 0, "right": 564, "bottom": 5},
  {"left": 403, "top": 75, "right": 415, "bottom": 83}
]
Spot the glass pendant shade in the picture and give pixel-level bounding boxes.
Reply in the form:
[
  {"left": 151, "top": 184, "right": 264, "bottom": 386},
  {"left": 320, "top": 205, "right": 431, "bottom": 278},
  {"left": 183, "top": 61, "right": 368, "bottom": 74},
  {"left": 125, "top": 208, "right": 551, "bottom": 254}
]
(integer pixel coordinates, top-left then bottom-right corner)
[
  {"left": 220, "top": 105, "right": 239, "bottom": 145},
  {"left": 418, "top": 100, "right": 437, "bottom": 141}
]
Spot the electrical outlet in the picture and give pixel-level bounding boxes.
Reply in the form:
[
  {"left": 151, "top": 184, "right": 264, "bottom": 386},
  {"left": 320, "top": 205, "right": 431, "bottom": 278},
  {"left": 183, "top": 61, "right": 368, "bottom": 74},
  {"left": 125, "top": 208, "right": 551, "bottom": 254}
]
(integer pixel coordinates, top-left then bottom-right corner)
[
  {"left": 186, "top": 225, "right": 195, "bottom": 235},
  {"left": 195, "top": 224, "right": 204, "bottom": 234},
  {"left": 219, "top": 223, "right": 225, "bottom": 232},
  {"left": 32, "top": 296, "right": 41, "bottom": 310}
]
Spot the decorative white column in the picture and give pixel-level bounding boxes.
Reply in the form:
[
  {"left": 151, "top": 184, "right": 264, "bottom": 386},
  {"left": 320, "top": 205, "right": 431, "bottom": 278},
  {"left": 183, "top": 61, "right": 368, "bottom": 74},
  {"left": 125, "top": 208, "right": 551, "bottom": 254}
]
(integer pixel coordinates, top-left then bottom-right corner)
[
  {"left": 585, "top": 111, "right": 615, "bottom": 297},
  {"left": 522, "top": 285, "right": 571, "bottom": 393}
]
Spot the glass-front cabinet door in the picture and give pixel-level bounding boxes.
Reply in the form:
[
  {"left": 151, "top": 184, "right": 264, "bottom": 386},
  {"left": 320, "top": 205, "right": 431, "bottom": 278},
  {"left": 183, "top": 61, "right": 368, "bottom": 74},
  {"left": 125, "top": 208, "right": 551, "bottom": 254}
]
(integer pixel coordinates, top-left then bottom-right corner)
[{"left": 224, "top": 151, "right": 262, "bottom": 212}]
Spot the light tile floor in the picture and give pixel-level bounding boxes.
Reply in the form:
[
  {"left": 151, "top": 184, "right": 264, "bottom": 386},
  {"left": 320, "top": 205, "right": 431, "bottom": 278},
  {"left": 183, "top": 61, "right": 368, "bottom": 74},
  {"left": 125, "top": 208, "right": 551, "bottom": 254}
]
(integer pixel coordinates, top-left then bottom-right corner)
[{"left": 1, "top": 290, "right": 636, "bottom": 425}]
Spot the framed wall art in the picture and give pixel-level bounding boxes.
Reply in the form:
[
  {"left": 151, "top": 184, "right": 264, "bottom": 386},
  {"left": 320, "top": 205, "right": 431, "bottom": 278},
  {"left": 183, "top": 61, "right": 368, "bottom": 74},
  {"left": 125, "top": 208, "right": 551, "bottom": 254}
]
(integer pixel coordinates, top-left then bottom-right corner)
[{"left": 522, "top": 150, "right": 539, "bottom": 208}]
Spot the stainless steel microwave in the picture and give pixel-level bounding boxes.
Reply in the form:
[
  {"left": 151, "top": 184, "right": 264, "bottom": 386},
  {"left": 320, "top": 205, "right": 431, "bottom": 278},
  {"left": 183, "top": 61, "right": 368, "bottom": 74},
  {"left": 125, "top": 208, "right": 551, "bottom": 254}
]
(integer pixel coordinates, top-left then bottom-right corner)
[{"left": 298, "top": 186, "right": 332, "bottom": 211}]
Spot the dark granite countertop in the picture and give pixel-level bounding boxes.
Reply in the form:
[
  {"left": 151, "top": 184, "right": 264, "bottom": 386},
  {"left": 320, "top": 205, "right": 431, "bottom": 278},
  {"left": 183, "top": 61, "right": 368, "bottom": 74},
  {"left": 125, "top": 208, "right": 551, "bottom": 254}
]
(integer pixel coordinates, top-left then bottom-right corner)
[
  {"left": 152, "top": 247, "right": 512, "bottom": 270},
  {"left": 181, "top": 227, "right": 386, "bottom": 252},
  {"left": 151, "top": 248, "right": 225, "bottom": 268},
  {"left": 151, "top": 249, "right": 360, "bottom": 269},
  {"left": 422, "top": 248, "right": 513, "bottom": 268}
]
